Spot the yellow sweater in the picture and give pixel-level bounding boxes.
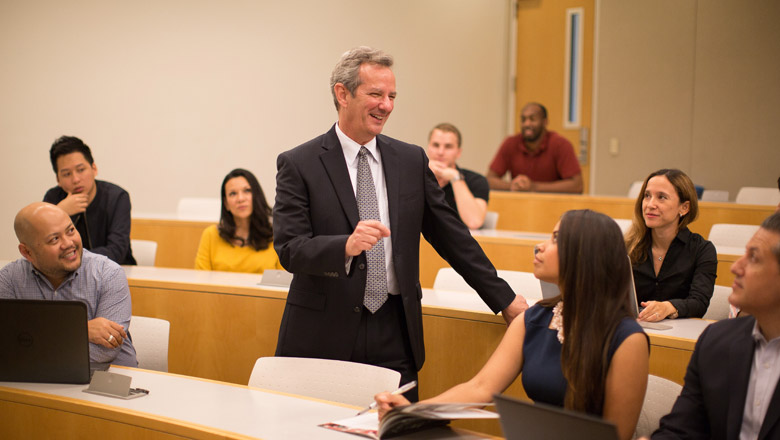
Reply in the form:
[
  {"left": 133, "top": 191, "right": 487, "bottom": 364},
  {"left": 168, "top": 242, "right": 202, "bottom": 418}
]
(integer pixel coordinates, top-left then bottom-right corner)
[{"left": 194, "top": 225, "right": 282, "bottom": 274}]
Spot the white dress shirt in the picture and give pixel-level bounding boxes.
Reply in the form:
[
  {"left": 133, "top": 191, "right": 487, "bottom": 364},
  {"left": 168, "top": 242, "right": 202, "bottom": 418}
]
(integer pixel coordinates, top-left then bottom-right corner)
[
  {"left": 739, "top": 321, "right": 780, "bottom": 440},
  {"left": 335, "top": 122, "right": 399, "bottom": 295}
]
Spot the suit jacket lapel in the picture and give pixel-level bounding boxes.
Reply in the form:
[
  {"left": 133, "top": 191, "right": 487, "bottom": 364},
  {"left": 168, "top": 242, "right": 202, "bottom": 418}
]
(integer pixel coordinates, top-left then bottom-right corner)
[
  {"left": 320, "top": 128, "right": 360, "bottom": 229},
  {"left": 759, "top": 384, "right": 780, "bottom": 439},
  {"left": 727, "top": 319, "right": 756, "bottom": 440},
  {"left": 376, "top": 136, "right": 400, "bottom": 240}
]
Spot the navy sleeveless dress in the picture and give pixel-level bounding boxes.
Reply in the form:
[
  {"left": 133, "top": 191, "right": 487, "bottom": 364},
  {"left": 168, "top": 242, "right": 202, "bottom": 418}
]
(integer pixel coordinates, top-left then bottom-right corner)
[{"left": 520, "top": 304, "right": 646, "bottom": 413}]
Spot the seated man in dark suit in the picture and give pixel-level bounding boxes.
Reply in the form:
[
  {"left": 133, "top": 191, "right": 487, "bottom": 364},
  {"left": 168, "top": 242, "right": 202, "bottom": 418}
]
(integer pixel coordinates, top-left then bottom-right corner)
[
  {"left": 43, "top": 136, "right": 136, "bottom": 265},
  {"left": 650, "top": 211, "right": 780, "bottom": 439}
]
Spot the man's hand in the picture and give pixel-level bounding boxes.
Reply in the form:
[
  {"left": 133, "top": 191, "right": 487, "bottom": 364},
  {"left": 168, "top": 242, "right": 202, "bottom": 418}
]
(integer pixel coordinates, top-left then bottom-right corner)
[
  {"left": 345, "top": 220, "right": 391, "bottom": 257},
  {"left": 88, "top": 317, "right": 127, "bottom": 349},
  {"left": 501, "top": 295, "right": 529, "bottom": 324},
  {"left": 510, "top": 175, "right": 533, "bottom": 192},
  {"left": 428, "top": 160, "right": 459, "bottom": 183},
  {"left": 57, "top": 192, "right": 89, "bottom": 215}
]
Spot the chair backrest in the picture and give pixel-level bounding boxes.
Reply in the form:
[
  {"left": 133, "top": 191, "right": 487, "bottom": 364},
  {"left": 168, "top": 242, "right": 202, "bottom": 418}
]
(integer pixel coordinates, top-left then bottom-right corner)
[
  {"left": 130, "top": 316, "right": 170, "bottom": 372},
  {"left": 627, "top": 181, "right": 644, "bottom": 199},
  {"left": 247, "top": 357, "right": 401, "bottom": 407},
  {"left": 130, "top": 239, "right": 158, "bottom": 266},
  {"left": 634, "top": 375, "right": 682, "bottom": 438},
  {"left": 176, "top": 197, "right": 222, "bottom": 221},
  {"left": 708, "top": 223, "right": 759, "bottom": 254},
  {"left": 701, "top": 189, "right": 729, "bottom": 202},
  {"left": 735, "top": 187, "right": 780, "bottom": 206},
  {"left": 703, "top": 285, "right": 731, "bottom": 321},
  {"left": 481, "top": 211, "right": 499, "bottom": 230},
  {"left": 433, "top": 268, "right": 543, "bottom": 300},
  {"left": 612, "top": 218, "right": 633, "bottom": 235}
]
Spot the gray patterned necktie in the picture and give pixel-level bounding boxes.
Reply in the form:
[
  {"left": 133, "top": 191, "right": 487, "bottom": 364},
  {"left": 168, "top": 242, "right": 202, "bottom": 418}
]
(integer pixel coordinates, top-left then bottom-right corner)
[{"left": 357, "top": 146, "right": 388, "bottom": 313}]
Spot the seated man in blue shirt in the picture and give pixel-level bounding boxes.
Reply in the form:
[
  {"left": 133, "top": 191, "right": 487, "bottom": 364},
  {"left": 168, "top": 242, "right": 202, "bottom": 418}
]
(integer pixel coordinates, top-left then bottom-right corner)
[
  {"left": 43, "top": 136, "right": 136, "bottom": 265},
  {"left": 0, "top": 202, "right": 137, "bottom": 367},
  {"left": 649, "top": 211, "right": 780, "bottom": 439}
]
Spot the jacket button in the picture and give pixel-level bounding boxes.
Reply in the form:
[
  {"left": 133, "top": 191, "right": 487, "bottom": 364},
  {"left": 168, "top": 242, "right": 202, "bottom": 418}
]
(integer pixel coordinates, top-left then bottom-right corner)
[
  {"left": 353, "top": 306, "right": 361, "bottom": 313},
  {"left": 358, "top": 263, "right": 366, "bottom": 270}
]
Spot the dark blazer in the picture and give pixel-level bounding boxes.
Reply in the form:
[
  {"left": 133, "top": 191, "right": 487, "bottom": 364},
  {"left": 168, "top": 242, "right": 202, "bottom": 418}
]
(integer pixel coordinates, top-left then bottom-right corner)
[
  {"left": 273, "top": 125, "right": 515, "bottom": 370},
  {"left": 44, "top": 180, "right": 136, "bottom": 265},
  {"left": 653, "top": 316, "right": 780, "bottom": 439}
]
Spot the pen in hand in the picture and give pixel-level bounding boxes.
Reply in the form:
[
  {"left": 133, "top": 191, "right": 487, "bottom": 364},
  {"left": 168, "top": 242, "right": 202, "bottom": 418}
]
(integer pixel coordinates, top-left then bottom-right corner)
[{"left": 356, "top": 380, "right": 417, "bottom": 416}]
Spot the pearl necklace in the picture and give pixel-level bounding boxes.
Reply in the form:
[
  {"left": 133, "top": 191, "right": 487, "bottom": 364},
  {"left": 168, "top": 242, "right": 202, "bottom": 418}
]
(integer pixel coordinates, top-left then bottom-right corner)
[{"left": 551, "top": 301, "right": 564, "bottom": 343}]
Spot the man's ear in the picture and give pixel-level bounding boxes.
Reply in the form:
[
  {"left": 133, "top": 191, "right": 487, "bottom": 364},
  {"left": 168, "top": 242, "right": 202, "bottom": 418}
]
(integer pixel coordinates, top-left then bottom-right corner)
[
  {"left": 18, "top": 243, "right": 33, "bottom": 262},
  {"left": 92, "top": 162, "right": 98, "bottom": 177},
  {"left": 334, "top": 83, "right": 350, "bottom": 109}
]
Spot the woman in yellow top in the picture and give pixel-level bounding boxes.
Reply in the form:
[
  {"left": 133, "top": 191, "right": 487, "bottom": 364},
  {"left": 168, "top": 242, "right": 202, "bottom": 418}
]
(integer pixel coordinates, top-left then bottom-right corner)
[{"left": 195, "top": 168, "right": 282, "bottom": 273}]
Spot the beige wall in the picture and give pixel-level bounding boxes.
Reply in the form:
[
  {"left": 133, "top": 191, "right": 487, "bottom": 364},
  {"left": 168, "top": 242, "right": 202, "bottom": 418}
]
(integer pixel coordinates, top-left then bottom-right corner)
[
  {"left": 593, "top": 0, "right": 780, "bottom": 198},
  {"left": 0, "top": 1, "right": 514, "bottom": 260}
]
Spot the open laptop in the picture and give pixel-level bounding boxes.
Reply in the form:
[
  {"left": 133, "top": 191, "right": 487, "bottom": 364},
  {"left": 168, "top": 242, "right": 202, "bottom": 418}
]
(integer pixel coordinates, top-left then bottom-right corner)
[
  {"left": 494, "top": 394, "right": 619, "bottom": 440},
  {"left": 0, "top": 299, "right": 94, "bottom": 384},
  {"left": 258, "top": 269, "right": 293, "bottom": 287},
  {"left": 627, "top": 256, "right": 673, "bottom": 330}
]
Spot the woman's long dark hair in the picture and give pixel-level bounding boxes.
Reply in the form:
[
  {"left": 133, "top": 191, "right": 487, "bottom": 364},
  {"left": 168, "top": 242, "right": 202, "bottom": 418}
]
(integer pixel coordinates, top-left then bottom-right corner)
[
  {"left": 625, "top": 169, "right": 698, "bottom": 264},
  {"left": 218, "top": 168, "right": 273, "bottom": 251},
  {"left": 538, "top": 209, "right": 635, "bottom": 415}
]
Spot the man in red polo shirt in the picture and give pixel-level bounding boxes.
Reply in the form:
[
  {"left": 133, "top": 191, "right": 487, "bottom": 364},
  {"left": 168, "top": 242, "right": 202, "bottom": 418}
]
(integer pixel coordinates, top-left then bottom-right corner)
[{"left": 487, "top": 103, "right": 583, "bottom": 193}]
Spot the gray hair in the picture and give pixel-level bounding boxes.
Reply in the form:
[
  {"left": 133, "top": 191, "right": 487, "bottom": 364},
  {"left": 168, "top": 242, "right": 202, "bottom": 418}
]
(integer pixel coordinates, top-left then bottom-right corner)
[{"left": 329, "top": 46, "right": 394, "bottom": 110}]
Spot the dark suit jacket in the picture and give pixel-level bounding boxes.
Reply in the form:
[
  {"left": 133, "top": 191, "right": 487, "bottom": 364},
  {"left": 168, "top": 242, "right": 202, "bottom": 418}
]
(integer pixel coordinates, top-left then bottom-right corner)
[
  {"left": 653, "top": 316, "right": 780, "bottom": 439},
  {"left": 273, "top": 125, "right": 515, "bottom": 370}
]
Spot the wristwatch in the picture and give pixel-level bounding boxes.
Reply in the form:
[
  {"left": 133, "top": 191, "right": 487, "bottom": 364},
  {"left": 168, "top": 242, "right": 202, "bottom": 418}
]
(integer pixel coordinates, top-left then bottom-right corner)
[
  {"left": 668, "top": 307, "right": 679, "bottom": 319},
  {"left": 451, "top": 173, "right": 463, "bottom": 182}
]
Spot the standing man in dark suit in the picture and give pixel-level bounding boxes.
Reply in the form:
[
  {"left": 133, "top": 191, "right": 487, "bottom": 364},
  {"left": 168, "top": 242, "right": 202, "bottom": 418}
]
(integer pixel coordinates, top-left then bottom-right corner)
[
  {"left": 273, "top": 47, "right": 528, "bottom": 399},
  {"left": 650, "top": 212, "right": 780, "bottom": 439}
]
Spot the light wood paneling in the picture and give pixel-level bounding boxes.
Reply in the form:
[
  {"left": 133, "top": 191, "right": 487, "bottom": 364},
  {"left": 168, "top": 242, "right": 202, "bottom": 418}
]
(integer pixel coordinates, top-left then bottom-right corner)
[{"left": 131, "top": 219, "right": 212, "bottom": 269}]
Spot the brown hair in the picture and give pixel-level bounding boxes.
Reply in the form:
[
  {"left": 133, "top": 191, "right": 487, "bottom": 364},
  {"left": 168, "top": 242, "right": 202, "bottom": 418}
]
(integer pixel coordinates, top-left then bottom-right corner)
[
  {"left": 538, "top": 210, "right": 634, "bottom": 414},
  {"left": 428, "top": 123, "right": 462, "bottom": 148},
  {"left": 625, "top": 169, "right": 699, "bottom": 264}
]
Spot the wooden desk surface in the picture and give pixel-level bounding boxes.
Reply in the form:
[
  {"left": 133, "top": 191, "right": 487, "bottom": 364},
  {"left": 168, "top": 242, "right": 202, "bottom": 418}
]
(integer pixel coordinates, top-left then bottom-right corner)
[
  {"left": 126, "top": 267, "right": 703, "bottom": 390},
  {"left": 0, "top": 367, "right": 491, "bottom": 440},
  {"left": 487, "top": 191, "right": 775, "bottom": 237}
]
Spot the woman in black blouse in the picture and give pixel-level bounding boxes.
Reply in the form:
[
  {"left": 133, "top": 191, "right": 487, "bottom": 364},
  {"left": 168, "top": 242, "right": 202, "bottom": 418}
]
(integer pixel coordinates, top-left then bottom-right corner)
[{"left": 626, "top": 169, "right": 717, "bottom": 321}]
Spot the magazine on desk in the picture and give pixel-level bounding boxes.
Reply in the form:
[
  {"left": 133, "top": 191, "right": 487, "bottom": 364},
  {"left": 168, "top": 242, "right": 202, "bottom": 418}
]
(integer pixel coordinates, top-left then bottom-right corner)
[{"left": 320, "top": 402, "right": 498, "bottom": 439}]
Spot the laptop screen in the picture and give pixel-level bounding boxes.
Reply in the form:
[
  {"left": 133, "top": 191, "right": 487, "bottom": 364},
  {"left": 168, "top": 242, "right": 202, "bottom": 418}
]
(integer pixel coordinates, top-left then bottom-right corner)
[{"left": 0, "top": 299, "right": 91, "bottom": 384}]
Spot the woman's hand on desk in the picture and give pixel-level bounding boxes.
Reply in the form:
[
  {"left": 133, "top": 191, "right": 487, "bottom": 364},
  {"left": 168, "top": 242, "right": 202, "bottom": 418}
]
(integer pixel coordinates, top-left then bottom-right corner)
[
  {"left": 374, "top": 392, "right": 410, "bottom": 420},
  {"left": 638, "top": 300, "right": 677, "bottom": 322}
]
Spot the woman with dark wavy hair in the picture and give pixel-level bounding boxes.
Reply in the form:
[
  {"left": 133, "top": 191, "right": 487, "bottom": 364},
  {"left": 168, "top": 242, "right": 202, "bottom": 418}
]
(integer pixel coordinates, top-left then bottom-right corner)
[
  {"left": 625, "top": 169, "right": 716, "bottom": 321},
  {"left": 376, "top": 210, "right": 649, "bottom": 440},
  {"left": 195, "top": 168, "right": 281, "bottom": 273}
]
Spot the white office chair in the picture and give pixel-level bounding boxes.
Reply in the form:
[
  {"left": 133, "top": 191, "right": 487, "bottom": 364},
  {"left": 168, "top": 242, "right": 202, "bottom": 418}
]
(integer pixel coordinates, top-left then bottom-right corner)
[
  {"left": 701, "top": 190, "right": 730, "bottom": 202},
  {"left": 708, "top": 223, "right": 759, "bottom": 254},
  {"left": 433, "top": 268, "right": 543, "bottom": 301},
  {"left": 176, "top": 197, "right": 222, "bottom": 221},
  {"left": 130, "top": 316, "right": 170, "bottom": 372},
  {"left": 735, "top": 187, "right": 780, "bottom": 206},
  {"left": 481, "top": 211, "right": 499, "bottom": 230},
  {"left": 130, "top": 239, "right": 158, "bottom": 266},
  {"left": 612, "top": 218, "right": 633, "bottom": 235},
  {"left": 248, "top": 357, "right": 401, "bottom": 407},
  {"left": 627, "top": 181, "right": 644, "bottom": 199},
  {"left": 703, "top": 285, "right": 731, "bottom": 321},
  {"left": 634, "top": 375, "right": 682, "bottom": 438}
]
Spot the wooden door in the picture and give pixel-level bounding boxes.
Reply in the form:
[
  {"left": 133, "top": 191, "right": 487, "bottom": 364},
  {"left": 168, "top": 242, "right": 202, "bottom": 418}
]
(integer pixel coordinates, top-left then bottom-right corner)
[{"left": 515, "top": 0, "right": 595, "bottom": 193}]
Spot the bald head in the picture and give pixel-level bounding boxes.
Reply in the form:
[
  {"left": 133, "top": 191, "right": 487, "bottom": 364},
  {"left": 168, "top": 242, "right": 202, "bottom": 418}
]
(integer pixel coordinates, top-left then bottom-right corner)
[{"left": 14, "top": 202, "right": 70, "bottom": 245}]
